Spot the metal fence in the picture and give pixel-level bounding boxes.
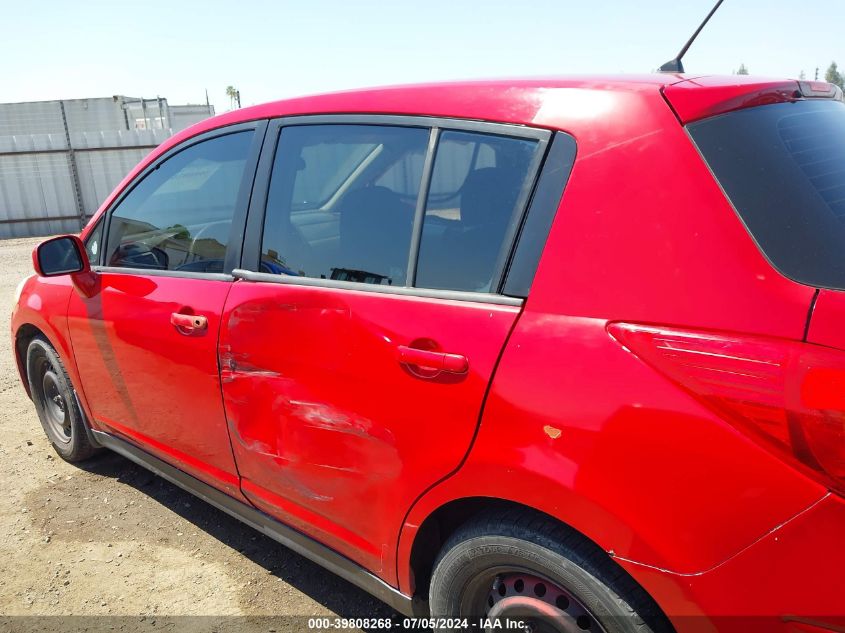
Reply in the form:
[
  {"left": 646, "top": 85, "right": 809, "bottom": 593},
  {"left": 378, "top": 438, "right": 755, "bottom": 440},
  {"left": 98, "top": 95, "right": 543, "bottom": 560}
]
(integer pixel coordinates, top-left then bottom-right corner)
[{"left": 0, "top": 98, "right": 212, "bottom": 238}]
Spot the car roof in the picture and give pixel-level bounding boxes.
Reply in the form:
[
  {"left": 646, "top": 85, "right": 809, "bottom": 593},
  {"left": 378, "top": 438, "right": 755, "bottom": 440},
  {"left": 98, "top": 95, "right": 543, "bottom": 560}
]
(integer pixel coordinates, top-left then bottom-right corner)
[
  {"left": 166, "top": 75, "right": 680, "bottom": 143},
  {"left": 198, "top": 74, "right": 681, "bottom": 123},
  {"left": 164, "top": 74, "right": 815, "bottom": 146}
]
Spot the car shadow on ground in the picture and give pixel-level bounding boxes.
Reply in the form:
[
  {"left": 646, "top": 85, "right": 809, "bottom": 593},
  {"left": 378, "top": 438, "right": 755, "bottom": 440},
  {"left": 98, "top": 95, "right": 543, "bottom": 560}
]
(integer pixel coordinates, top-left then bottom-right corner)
[{"left": 75, "top": 450, "right": 400, "bottom": 623}]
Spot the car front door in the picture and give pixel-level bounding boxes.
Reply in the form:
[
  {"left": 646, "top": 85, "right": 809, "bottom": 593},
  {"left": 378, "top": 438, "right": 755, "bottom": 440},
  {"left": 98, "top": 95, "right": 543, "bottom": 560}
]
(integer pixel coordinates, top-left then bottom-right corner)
[
  {"left": 67, "top": 122, "right": 265, "bottom": 498},
  {"left": 219, "top": 118, "right": 548, "bottom": 577}
]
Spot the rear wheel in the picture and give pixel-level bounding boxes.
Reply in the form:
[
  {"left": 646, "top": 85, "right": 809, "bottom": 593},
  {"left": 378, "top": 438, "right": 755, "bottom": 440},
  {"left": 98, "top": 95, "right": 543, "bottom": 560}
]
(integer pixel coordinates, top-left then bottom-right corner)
[
  {"left": 429, "top": 510, "right": 670, "bottom": 633},
  {"left": 26, "top": 336, "right": 99, "bottom": 462}
]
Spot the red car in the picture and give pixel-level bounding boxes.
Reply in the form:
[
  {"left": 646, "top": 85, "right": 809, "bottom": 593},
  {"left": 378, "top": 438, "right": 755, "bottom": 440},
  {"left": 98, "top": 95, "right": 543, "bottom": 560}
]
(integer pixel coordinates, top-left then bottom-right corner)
[{"left": 12, "top": 75, "right": 845, "bottom": 633}]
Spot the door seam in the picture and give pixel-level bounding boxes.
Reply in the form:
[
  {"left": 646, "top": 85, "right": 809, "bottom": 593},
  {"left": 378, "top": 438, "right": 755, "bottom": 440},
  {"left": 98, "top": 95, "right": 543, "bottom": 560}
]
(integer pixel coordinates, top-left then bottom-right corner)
[{"left": 392, "top": 299, "right": 529, "bottom": 584}]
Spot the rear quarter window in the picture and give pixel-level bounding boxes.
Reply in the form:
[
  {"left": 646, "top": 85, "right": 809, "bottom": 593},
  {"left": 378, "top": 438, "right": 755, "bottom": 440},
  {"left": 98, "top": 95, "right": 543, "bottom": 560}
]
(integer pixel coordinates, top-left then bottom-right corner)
[{"left": 688, "top": 99, "right": 845, "bottom": 289}]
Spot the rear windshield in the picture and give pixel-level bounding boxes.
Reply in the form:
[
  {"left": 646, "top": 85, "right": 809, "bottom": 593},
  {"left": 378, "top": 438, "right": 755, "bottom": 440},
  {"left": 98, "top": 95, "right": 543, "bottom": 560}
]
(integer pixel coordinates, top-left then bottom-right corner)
[{"left": 689, "top": 99, "right": 845, "bottom": 289}]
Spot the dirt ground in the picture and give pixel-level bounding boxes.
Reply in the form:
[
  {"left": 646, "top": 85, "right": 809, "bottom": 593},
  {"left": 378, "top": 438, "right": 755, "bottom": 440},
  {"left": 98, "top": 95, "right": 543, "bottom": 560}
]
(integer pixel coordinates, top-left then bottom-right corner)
[{"left": 0, "top": 237, "right": 395, "bottom": 632}]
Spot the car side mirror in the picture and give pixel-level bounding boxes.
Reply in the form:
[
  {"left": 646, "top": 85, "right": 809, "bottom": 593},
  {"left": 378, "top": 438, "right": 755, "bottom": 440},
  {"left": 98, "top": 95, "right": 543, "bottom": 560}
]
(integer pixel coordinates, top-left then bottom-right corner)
[{"left": 32, "top": 235, "right": 90, "bottom": 277}]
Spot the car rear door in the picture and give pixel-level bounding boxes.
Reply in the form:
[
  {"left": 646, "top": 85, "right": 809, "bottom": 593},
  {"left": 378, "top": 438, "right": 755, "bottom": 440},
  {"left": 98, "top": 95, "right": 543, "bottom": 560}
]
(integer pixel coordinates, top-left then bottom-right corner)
[
  {"left": 67, "top": 122, "right": 266, "bottom": 498},
  {"left": 219, "top": 117, "right": 553, "bottom": 577}
]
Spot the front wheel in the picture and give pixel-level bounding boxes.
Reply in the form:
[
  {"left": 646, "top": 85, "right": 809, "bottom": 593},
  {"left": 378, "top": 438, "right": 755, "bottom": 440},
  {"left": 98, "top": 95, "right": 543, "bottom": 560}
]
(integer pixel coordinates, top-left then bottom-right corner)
[
  {"left": 26, "top": 336, "right": 99, "bottom": 462},
  {"left": 429, "top": 510, "right": 671, "bottom": 633}
]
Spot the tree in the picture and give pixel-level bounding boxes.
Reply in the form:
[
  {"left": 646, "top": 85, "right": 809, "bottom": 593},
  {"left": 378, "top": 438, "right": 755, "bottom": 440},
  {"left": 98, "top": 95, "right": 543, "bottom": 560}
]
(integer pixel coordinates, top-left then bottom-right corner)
[
  {"left": 225, "top": 85, "right": 238, "bottom": 110},
  {"left": 825, "top": 62, "right": 844, "bottom": 89},
  {"left": 736, "top": 63, "right": 749, "bottom": 75},
  {"left": 799, "top": 70, "right": 806, "bottom": 80}
]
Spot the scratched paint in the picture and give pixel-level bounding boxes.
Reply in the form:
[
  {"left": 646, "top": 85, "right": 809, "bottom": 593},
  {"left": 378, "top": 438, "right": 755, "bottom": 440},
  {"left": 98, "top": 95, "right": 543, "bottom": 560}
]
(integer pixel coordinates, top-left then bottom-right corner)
[{"left": 216, "top": 283, "right": 519, "bottom": 576}]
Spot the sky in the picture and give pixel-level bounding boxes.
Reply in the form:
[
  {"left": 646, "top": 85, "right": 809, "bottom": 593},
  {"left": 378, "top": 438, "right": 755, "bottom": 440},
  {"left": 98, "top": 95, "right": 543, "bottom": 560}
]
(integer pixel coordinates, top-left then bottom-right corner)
[{"left": 3, "top": 0, "right": 845, "bottom": 114}]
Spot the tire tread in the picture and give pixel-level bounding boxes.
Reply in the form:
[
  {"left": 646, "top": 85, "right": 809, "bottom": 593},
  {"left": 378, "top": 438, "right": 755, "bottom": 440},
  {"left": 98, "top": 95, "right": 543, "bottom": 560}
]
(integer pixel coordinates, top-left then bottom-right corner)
[
  {"left": 430, "top": 507, "right": 673, "bottom": 633},
  {"left": 27, "top": 336, "right": 99, "bottom": 463}
]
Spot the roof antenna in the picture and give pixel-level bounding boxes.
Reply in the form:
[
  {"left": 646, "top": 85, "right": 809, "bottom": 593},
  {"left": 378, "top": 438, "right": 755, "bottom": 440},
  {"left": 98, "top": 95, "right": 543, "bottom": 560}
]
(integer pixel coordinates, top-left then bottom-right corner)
[{"left": 659, "top": 0, "right": 727, "bottom": 73}]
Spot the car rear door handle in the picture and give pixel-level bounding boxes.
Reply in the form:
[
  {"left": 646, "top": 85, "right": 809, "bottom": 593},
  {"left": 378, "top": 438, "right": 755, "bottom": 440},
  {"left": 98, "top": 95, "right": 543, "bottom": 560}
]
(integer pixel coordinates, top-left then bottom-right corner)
[
  {"left": 171, "top": 312, "right": 208, "bottom": 335},
  {"left": 397, "top": 345, "right": 468, "bottom": 374}
]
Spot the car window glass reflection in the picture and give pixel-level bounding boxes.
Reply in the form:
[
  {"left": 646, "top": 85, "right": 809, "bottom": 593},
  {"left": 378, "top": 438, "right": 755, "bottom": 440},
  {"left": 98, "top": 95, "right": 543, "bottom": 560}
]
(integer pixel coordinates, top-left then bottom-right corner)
[
  {"left": 261, "top": 125, "right": 429, "bottom": 286},
  {"left": 105, "top": 131, "right": 254, "bottom": 273}
]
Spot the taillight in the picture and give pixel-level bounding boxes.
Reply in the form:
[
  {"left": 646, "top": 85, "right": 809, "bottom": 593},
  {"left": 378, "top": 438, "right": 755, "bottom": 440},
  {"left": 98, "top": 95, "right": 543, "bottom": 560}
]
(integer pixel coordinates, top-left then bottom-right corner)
[
  {"left": 608, "top": 323, "right": 845, "bottom": 496},
  {"left": 798, "top": 80, "right": 844, "bottom": 101}
]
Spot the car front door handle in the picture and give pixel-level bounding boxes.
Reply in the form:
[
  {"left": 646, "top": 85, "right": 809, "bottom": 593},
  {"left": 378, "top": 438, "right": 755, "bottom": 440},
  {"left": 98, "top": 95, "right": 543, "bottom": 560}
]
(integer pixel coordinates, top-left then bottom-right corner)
[
  {"left": 171, "top": 312, "right": 208, "bottom": 335},
  {"left": 397, "top": 345, "right": 468, "bottom": 375}
]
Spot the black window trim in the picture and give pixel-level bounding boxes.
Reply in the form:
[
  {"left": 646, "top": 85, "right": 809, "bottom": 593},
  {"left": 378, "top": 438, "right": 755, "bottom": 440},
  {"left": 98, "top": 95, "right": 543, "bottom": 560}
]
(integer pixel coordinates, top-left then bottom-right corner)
[
  {"left": 491, "top": 133, "right": 549, "bottom": 293},
  {"left": 97, "top": 119, "right": 268, "bottom": 280},
  {"left": 406, "top": 127, "right": 440, "bottom": 286},
  {"left": 240, "top": 113, "right": 558, "bottom": 305},
  {"left": 502, "top": 132, "right": 577, "bottom": 297}
]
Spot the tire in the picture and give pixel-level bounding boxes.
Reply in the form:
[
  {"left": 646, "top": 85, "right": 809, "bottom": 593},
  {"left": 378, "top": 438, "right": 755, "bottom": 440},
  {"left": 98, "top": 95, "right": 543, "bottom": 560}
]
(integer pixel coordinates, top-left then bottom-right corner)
[
  {"left": 26, "top": 336, "right": 99, "bottom": 463},
  {"left": 429, "top": 509, "right": 671, "bottom": 633}
]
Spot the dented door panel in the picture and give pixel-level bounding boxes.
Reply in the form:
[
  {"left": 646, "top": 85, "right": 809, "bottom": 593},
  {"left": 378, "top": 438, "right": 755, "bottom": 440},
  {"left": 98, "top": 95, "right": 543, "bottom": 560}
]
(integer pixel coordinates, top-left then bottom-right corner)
[{"left": 219, "top": 281, "right": 518, "bottom": 580}]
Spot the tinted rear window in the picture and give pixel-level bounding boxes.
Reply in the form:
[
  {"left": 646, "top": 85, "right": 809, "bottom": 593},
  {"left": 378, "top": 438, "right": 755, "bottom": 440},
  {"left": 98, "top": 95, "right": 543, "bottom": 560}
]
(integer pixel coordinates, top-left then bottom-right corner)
[{"left": 689, "top": 99, "right": 845, "bottom": 289}]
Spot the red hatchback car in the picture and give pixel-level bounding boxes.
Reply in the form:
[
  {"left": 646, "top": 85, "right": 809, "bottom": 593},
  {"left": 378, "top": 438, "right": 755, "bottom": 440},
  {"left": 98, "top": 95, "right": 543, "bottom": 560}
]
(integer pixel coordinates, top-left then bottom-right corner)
[{"left": 11, "top": 75, "right": 845, "bottom": 632}]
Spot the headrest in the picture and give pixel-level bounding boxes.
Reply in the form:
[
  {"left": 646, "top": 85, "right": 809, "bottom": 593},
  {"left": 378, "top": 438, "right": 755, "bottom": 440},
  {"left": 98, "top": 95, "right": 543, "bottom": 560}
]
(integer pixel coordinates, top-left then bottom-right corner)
[
  {"left": 338, "top": 186, "right": 413, "bottom": 280},
  {"left": 460, "top": 167, "right": 522, "bottom": 227}
]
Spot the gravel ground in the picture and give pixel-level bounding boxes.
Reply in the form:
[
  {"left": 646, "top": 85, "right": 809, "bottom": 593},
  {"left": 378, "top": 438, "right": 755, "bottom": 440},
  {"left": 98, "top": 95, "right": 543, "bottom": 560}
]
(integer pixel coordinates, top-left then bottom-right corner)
[{"left": 0, "top": 237, "right": 395, "bottom": 632}]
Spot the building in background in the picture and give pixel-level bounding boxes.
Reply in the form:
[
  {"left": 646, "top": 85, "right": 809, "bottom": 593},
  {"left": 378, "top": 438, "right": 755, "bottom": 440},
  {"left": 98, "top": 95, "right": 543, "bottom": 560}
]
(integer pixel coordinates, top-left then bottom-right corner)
[{"left": 0, "top": 96, "right": 215, "bottom": 238}]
